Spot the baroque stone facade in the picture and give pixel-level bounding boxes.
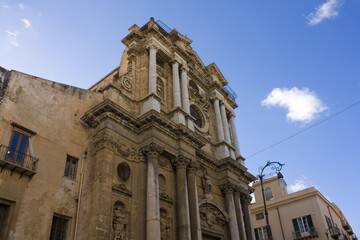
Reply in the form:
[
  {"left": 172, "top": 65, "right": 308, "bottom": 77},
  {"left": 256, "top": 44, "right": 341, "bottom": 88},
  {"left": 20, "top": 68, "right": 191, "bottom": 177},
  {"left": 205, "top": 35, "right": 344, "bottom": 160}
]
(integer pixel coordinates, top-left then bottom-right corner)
[{"left": 0, "top": 18, "right": 256, "bottom": 240}]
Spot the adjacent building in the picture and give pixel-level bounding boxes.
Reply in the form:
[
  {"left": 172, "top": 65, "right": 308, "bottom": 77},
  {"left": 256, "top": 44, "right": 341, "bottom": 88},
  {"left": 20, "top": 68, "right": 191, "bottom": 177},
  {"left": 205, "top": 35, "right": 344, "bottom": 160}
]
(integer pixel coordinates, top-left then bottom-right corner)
[
  {"left": 0, "top": 18, "right": 256, "bottom": 240},
  {"left": 251, "top": 176, "right": 357, "bottom": 240}
]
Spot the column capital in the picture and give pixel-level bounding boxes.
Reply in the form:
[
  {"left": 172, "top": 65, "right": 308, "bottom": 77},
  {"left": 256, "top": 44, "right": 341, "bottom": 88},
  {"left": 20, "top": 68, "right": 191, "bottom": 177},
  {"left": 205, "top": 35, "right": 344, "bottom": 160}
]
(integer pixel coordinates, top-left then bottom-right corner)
[
  {"left": 172, "top": 154, "right": 190, "bottom": 169},
  {"left": 241, "top": 194, "right": 252, "bottom": 205},
  {"left": 234, "top": 186, "right": 247, "bottom": 197},
  {"left": 171, "top": 59, "right": 181, "bottom": 65},
  {"left": 140, "top": 142, "right": 164, "bottom": 159},
  {"left": 180, "top": 64, "right": 189, "bottom": 72},
  {"left": 220, "top": 182, "right": 236, "bottom": 194},
  {"left": 187, "top": 160, "right": 200, "bottom": 174}
]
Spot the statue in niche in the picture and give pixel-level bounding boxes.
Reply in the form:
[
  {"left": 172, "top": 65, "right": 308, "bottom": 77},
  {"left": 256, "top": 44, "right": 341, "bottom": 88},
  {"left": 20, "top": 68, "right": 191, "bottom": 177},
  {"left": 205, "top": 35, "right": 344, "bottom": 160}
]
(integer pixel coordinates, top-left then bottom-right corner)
[
  {"left": 160, "top": 208, "right": 170, "bottom": 240},
  {"left": 202, "top": 174, "right": 213, "bottom": 200},
  {"left": 112, "top": 201, "right": 129, "bottom": 240}
]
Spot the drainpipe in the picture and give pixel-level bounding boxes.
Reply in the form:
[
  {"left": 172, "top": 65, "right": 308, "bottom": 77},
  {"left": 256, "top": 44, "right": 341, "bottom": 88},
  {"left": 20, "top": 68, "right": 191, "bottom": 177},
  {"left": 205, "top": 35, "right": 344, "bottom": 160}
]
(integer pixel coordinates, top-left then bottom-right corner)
[
  {"left": 276, "top": 207, "right": 285, "bottom": 240},
  {"left": 74, "top": 151, "right": 87, "bottom": 240}
]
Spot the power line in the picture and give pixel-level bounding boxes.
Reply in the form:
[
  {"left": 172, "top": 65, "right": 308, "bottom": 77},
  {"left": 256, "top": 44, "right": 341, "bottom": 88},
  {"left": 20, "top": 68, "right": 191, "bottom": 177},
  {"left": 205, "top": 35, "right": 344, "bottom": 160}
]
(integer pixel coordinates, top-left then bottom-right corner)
[{"left": 245, "top": 99, "right": 360, "bottom": 159}]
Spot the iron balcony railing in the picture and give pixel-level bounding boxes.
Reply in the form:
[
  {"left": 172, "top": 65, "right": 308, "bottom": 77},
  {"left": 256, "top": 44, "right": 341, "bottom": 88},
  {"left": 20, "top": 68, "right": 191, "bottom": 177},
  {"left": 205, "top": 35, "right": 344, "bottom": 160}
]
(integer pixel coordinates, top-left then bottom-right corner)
[
  {"left": 156, "top": 20, "right": 172, "bottom": 34},
  {"left": 224, "top": 85, "right": 238, "bottom": 102},
  {"left": 0, "top": 144, "right": 38, "bottom": 176},
  {"left": 329, "top": 226, "right": 341, "bottom": 239},
  {"left": 342, "top": 219, "right": 351, "bottom": 230},
  {"left": 293, "top": 227, "right": 318, "bottom": 239}
]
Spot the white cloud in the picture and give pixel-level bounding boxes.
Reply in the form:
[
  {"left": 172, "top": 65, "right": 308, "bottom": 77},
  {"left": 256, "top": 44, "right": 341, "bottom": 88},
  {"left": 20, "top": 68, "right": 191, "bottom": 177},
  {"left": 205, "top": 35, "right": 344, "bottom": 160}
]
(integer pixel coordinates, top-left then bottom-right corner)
[
  {"left": 2, "top": 4, "right": 9, "bottom": 8},
  {"left": 5, "top": 30, "right": 19, "bottom": 46},
  {"left": 288, "top": 175, "right": 312, "bottom": 193},
  {"left": 21, "top": 18, "right": 31, "bottom": 29},
  {"left": 18, "top": 3, "right": 24, "bottom": 9},
  {"left": 307, "top": 0, "right": 342, "bottom": 26},
  {"left": 261, "top": 87, "right": 327, "bottom": 123}
]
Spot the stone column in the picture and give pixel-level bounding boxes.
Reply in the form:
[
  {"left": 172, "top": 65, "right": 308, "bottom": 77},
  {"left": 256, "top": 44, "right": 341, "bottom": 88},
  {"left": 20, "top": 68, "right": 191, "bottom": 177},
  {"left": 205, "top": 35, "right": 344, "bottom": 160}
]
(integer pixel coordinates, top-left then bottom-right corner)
[
  {"left": 172, "top": 60, "right": 181, "bottom": 109},
  {"left": 234, "top": 189, "right": 247, "bottom": 240},
  {"left": 148, "top": 46, "right": 158, "bottom": 94},
  {"left": 220, "top": 102, "right": 232, "bottom": 145},
  {"left": 174, "top": 155, "right": 191, "bottom": 240},
  {"left": 140, "top": 142, "right": 164, "bottom": 240},
  {"left": 187, "top": 161, "right": 202, "bottom": 240},
  {"left": 242, "top": 195, "right": 256, "bottom": 240},
  {"left": 221, "top": 183, "right": 240, "bottom": 240},
  {"left": 213, "top": 98, "right": 225, "bottom": 142},
  {"left": 181, "top": 66, "right": 190, "bottom": 114},
  {"left": 229, "top": 114, "right": 241, "bottom": 159}
]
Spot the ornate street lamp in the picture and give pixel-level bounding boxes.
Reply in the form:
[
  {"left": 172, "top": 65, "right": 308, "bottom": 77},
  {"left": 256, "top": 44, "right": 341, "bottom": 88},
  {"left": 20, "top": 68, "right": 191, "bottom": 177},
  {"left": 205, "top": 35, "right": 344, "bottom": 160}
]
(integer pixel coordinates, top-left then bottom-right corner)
[{"left": 258, "top": 161, "right": 285, "bottom": 240}]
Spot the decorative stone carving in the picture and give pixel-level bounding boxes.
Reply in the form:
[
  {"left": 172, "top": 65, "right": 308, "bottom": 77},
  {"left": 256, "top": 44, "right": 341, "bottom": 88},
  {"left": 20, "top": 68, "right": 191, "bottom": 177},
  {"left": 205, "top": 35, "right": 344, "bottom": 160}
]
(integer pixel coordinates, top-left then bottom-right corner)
[
  {"left": 112, "top": 184, "right": 132, "bottom": 197},
  {"left": 160, "top": 208, "right": 171, "bottom": 240},
  {"left": 117, "top": 162, "right": 131, "bottom": 181},
  {"left": 157, "top": 77, "right": 165, "bottom": 100},
  {"left": 199, "top": 203, "right": 227, "bottom": 231},
  {"left": 92, "top": 132, "right": 136, "bottom": 158},
  {"left": 159, "top": 192, "right": 174, "bottom": 204},
  {"left": 122, "top": 76, "right": 133, "bottom": 92},
  {"left": 112, "top": 201, "right": 129, "bottom": 240},
  {"left": 140, "top": 142, "right": 164, "bottom": 160}
]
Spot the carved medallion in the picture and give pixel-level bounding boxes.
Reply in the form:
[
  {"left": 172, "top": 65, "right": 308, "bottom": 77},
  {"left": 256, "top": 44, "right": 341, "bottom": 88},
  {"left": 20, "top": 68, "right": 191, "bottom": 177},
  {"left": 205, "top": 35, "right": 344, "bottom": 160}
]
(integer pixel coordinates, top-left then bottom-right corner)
[{"left": 117, "top": 162, "right": 131, "bottom": 181}]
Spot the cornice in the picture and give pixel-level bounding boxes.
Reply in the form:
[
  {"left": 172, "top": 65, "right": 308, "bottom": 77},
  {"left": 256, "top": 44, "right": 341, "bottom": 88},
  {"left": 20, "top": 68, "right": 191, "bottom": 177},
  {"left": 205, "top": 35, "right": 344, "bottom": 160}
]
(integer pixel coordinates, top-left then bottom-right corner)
[{"left": 81, "top": 99, "right": 206, "bottom": 149}]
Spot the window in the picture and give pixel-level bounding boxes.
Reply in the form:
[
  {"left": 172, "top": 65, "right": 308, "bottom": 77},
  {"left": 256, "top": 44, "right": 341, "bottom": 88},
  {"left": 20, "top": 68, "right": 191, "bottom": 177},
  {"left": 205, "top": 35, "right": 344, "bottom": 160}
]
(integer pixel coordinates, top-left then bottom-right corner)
[
  {"left": 293, "top": 215, "right": 315, "bottom": 238},
  {"left": 256, "top": 213, "right": 265, "bottom": 220},
  {"left": 190, "top": 105, "right": 203, "bottom": 128},
  {"left": 49, "top": 215, "right": 68, "bottom": 240},
  {"left": 254, "top": 226, "right": 269, "bottom": 240},
  {"left": 325, "top": 215, "right": 332, "bottom": 228},
  {"left": 8, "top": 130, "right": 29, "bottom": 163},
  {"left": 264, "top": 188, "right": 274, "bottom": 201},
  {"left": 64, "top": 155, "right": 78, "bottom": 179},
  {"left": 0, "top": 203, "right": 10, "bottom": 238}
]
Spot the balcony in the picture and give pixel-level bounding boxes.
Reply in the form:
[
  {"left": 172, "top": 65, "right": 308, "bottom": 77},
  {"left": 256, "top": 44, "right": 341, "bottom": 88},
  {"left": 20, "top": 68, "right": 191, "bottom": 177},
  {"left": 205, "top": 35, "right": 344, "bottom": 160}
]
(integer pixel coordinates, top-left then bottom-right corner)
[
  {"left": 293, "top": 227, "right": 318, "bottom": 239},
  {"left": 0, "top": 144, "right": 38, "bottom": 177},
  {"left": 342, "top": 219, "right": 351, "bottom": 230},
  {"left": 328, "top": 226, "right": 341, "bottom": 239}
]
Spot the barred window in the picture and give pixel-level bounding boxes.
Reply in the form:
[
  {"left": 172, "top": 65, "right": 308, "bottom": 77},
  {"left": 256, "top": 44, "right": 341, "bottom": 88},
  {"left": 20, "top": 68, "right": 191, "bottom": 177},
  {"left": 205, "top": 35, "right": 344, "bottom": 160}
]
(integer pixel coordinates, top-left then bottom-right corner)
[
  {"left": 64, "top": 155, "right": 78, "bottom": 179},
  {"left": 49, "top": 215, "right": 68, "bottom": 240}
]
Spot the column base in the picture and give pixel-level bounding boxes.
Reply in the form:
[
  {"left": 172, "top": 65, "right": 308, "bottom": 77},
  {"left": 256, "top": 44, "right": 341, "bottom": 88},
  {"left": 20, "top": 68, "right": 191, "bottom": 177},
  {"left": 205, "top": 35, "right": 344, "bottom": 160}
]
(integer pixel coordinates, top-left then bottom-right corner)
[
  {"left": 186, "top": 115, "right": 195, "bottom": 132},
  {"left": 216, "top": 143, "right": 230, "bottom": 159},
  {"left": 141, "top": 93, "right": 161, "bottom": 115},
  {"left": 169, "top": 107, "right": 186, "bottom": 126}
]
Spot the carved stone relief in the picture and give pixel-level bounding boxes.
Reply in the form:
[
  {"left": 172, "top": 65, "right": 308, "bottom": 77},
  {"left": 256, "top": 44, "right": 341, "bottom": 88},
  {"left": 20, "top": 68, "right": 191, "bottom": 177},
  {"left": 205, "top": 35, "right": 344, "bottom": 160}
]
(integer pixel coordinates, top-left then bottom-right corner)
[
  {"left": 112, "top": 201, "right": 129, "bottom": 240},
  {"left": 199, "top": 203, "right": 227, "bottom": 232},
  {"left": 92, "top": 132, "right": 136, "bottom": 158},
  {"left": 160, "top": 208, "right": 171, "bottom": 240}
]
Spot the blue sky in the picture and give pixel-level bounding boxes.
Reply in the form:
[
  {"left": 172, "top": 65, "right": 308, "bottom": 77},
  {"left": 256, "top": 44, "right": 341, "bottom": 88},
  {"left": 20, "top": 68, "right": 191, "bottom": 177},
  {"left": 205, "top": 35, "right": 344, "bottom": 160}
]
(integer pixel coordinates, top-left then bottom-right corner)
[{"left": 1, "top": 0, "right": 359, "bottom": 235}]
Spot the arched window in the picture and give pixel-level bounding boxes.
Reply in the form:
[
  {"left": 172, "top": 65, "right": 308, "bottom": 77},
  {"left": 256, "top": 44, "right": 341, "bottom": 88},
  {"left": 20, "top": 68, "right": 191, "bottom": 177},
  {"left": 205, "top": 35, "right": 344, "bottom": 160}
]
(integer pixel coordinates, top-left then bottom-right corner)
[
  {"left": 190, "top": 105, "right": 203, "bottom": 128},
  {"left": 189, "top": 80, "right": 199, "bottom": 93},
  {"left": 264, "top": 188, "right": 274, "bottom": 201}
]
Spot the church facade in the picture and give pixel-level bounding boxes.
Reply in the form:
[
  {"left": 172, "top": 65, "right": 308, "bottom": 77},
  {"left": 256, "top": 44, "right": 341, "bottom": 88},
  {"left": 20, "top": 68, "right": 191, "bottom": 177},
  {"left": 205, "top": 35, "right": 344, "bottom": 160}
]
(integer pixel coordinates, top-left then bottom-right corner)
[{"left": 0, "top": 18, "right": 256, "bottom": 240}]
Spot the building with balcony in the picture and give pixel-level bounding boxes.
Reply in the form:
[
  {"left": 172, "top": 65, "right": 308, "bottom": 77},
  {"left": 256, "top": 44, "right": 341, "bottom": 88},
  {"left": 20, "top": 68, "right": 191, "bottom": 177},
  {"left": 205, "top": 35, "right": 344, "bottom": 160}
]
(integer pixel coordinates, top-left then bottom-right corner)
[
  {"left": 250, "top": 176, "right": 357, "bottom": 240},
  {"left": 0, "top": 18, "right": 256, "bottom": 240}
]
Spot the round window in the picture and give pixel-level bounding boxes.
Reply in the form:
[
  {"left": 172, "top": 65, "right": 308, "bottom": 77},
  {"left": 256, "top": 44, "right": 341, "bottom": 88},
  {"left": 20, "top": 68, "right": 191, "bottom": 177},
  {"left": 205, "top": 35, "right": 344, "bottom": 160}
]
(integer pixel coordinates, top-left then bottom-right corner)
[{"left": 190, "top": 105, "right": 203, "bottom": 128}]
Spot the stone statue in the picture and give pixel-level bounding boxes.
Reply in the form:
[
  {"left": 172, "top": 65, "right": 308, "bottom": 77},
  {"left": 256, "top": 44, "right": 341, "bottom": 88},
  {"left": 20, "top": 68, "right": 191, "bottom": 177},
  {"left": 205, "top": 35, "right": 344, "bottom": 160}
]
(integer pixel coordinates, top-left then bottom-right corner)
[
  {"left": 160, "top": 208, "right": 170, "bottom": 240},
  {"left": 202, "top": 174, "right": 213, "bottom": 200},
  {"left": 112, "top": 201, "right": 129, "bottom": 240}
]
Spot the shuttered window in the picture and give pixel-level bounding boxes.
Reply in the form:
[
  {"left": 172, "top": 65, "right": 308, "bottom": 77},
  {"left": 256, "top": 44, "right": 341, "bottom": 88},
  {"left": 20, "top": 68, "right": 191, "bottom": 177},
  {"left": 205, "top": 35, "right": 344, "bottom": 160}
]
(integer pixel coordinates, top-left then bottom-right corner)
[
  {"left": 292, "top": 215, "right": 315, "bottom": 238},
  {"left": 254, "top": 226, "right": 269, "bottom": 240}
]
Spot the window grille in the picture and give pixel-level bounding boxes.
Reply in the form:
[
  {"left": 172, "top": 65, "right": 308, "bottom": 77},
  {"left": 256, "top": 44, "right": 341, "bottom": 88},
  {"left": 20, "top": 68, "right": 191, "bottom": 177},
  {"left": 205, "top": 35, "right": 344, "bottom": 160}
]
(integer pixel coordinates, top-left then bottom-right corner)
[{"left": 49, "top": 215, "right": 68, "bottom": 240}]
